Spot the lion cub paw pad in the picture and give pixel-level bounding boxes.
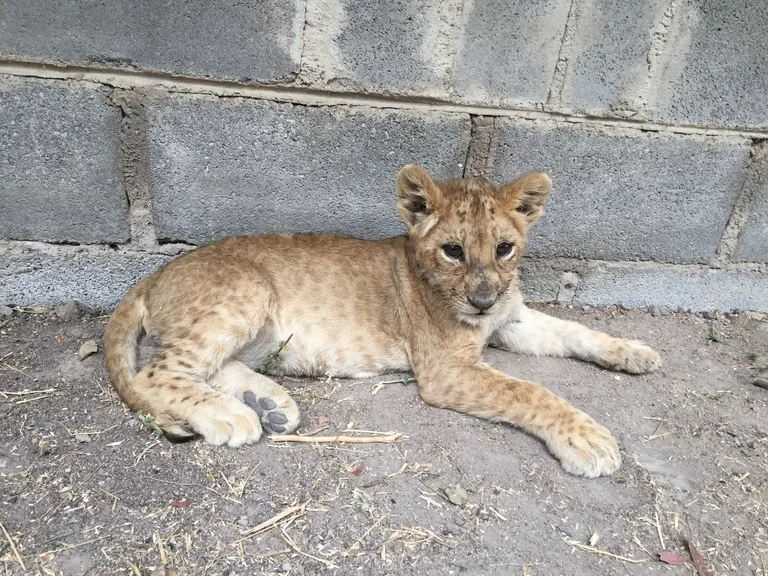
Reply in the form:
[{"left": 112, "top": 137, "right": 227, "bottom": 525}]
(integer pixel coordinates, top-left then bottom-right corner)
[{"left": 243, "top": 391, "right": 291, "bottom": 434}]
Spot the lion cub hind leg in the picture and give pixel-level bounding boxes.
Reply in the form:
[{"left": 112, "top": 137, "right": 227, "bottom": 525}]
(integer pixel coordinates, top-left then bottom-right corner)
[
  {"left": 186, "top": 394, "right": 264, "bottom": 447},
  {"left": 210, "top": 361, "right": 301, "bottom": 435},
  {"left": 135, "top": 361, "right": 263, "bottom": 447}
]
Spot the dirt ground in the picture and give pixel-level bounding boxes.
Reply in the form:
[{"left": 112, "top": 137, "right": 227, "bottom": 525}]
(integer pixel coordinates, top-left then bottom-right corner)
[{"left": 1, "top": 304, "right": 767, "bottom": 576}]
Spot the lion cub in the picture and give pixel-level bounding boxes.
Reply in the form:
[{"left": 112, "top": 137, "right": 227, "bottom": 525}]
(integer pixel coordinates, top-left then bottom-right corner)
[{"left": 105, "top": 165, "right": 660, "bottom": 478}]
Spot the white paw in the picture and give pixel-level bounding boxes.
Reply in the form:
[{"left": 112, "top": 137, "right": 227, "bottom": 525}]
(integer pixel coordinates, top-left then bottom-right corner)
[
  {"left": 187, "top": 394, "right": 263, "bottom": 447},
  {"left": 602, "top": 339, "right": 661, "bottom": 374},
  {"left": 547, "top": 419, "right": 622, "bottom": 478}
]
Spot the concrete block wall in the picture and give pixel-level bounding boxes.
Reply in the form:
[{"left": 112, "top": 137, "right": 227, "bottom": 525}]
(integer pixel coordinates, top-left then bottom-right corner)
[{"left": 1, "top": 0, "right": 766, "bottom": 311}]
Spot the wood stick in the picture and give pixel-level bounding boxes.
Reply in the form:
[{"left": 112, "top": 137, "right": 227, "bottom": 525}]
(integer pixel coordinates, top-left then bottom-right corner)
[
  {"left": 233, "top": 503, "right": 306, "bottom": 542},
  {"left": 565, "top": 540, "right": 647, "bottom": 564},
  {"left": 270, "top": 433, "right": 402, "bottom": 444},
  {"left": 0, "top": 522, "right": 25, "bottom": 571}
]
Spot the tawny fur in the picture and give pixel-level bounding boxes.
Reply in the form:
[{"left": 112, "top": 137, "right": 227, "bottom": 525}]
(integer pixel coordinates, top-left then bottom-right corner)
[{"left": 105, "top": 165, "right": 660, "bottom": 478}]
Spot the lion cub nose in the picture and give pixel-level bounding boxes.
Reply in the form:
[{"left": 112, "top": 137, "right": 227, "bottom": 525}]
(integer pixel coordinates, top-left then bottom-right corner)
[{"left": 468, "top": 294, "right": 496, "bottom": 311}]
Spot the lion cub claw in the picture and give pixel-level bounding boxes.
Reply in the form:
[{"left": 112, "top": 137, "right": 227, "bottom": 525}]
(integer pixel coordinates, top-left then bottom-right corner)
[{"left": 547, "top": 417, "right": 622, "bottom": 478}]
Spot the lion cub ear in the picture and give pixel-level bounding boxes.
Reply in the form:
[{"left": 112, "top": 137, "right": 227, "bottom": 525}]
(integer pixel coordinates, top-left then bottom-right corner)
[
  {"left": 396, "top": 164, "right": 443, "bottom": 231},
  {"left": 500, "top": 172, "right": 552, "bottom": 225}
]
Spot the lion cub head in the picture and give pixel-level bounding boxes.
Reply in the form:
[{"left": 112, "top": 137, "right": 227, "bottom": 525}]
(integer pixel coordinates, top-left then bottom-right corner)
[{"left": 396, "top": 164, "right": 552, "bottom": 324}]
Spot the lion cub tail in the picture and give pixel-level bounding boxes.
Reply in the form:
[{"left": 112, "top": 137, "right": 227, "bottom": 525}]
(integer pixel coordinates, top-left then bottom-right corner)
[{"left": 104, "top": 277, "right": 151, "bottom": 412}]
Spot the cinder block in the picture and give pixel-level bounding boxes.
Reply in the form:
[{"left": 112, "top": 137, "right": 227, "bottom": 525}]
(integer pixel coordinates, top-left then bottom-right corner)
[
  {"left": 560, "top": 0, "right": 668, "bottom": 115},
  {"left": 451, "top": 0, "right": 570, "bottom": 103},
  {"left": 576, "top": 262, "right": 768, "bottom": 312},
  {"left": 0, "top": 0, "right": 302, "bottom": 83},
  {"left": 518, "top": 258, "right": 577, "bottom": 302},
  {"left": 0, "top": 78, "right": 129, "bottom": 244},
  {"left": 147, "top": 97, "right": 470, "bottom": 245},
  {"left": 734, "top": 178, "right": 768, "bottom": 263},
  {"left": 332, "top": 0, "right": 444, "bottom": 92},
  {"left": 653, "top": 0, "right": 768, "bottom": 128},
  {"left": 490, "top": 119, "right": 750, "bottom": 264},
  {"left": 0, "top": 244, "right": 171, "bottom": 307}
]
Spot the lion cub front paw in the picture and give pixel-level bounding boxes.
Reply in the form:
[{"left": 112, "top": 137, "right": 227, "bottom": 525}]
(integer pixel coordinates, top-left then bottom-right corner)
[
  {"left": 601, "top": 339, "right": 661, "bottom": 374},
  {"left": 187, "top": 394, "right": 263, "bottom": 448},
  {"left": 547, "top": 417, "right": 621, "bottom": 478}
]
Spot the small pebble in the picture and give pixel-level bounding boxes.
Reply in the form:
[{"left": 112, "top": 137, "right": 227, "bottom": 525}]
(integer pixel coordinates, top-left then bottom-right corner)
[
  {"left": 648, "top": 305, "right": 661, "bottom": 317},
  {"left": 620, "top": 303, "right": 632, "bottom": 311},
  {"left": 444, "top": 484, "right": 468, "bottom": 506},
  {"left": 281, "top": 561, "right": 292, "bottom": 572},
  {"left": 0, "top": 305, "right": 12, "bottom": 317},
  {"left": 75, "top": 433, "right": 92, "bottom": 443},
  {"left": 743, "top": 311, "right": 767, "bottom": 321},
  {"left": 79, "top": 340, "right": 99, "bottom": 360},
  {"left": 659, "top": 305, "right": 673, "bottom": 316},
  {"left": 703, "top": 311, "right": 718, "bottom": 320},
  {"left": 753, "top": 377, "right": 768, "bottom": 391},
  {"left": 55, "top": 300, "right": 84, "bottom": 322}
]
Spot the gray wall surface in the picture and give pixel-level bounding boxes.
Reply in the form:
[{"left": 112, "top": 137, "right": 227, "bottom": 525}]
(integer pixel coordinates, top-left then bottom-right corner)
[{"left": 0, "top": 0, "right": 766, "bottom": 310}]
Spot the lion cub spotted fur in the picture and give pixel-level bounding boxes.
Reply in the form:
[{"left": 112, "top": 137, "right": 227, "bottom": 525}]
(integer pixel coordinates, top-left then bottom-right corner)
[{"left": 105, "top": 165, "right": 660, "bottom": 478}]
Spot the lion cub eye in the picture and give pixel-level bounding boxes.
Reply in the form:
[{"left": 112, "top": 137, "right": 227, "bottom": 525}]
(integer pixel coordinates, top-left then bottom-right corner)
[
  {"left": 496, "top": 242, "right": 515, "bottom": 258},
  {"left": 442, "top": 243, "right": 464, "bottom": 261}
]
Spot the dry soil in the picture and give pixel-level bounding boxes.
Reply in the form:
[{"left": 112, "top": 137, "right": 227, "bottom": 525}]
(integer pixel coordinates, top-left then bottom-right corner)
[{"left": 0, "top": 304, "right": 767, "bottom": 575}]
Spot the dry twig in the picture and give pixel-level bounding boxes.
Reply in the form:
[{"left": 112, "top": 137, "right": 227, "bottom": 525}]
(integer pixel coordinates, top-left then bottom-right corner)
[
  {"left": 233, "top": 502, "right": 307, "bottom": 544},
  {"left": 564, "top": 539, "right": 647, "bottom": 564},
  {"left": 271, "top": 433, "right": 402, "bottom": 444},
  {"left": 655, "top": 509, "right": 666, "bottom": 550},
  {"left": 1, "top": 522, "right": 25, "bottom": 571}
]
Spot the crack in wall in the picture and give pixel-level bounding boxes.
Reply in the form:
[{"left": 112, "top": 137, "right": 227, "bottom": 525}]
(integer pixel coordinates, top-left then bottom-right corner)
[
  {"left": 643, "top": 0, "right": 678, "bottom": 116},
  {"left": 546, "top": 0, "right": 579, "bottom": 107},
  {"left": 427, "top": 0, "right": 466, "bottom": 92},
  {"left": 713, "top": 139, "right": 768, "bottom": 266},
  {"left": 107, "top": 89, "right": 158, "bottom": 250},
  {"left": 297, "top": 0, "right": 347, "bottom": 87},
  {"left": 462, "top": 116, "right": 497, "bottom": 178}
]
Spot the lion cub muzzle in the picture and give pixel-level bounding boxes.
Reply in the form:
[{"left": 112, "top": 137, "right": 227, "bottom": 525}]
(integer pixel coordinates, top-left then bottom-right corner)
[{"left": 467, "top": 282, "right": 497, "bottom": 312}]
